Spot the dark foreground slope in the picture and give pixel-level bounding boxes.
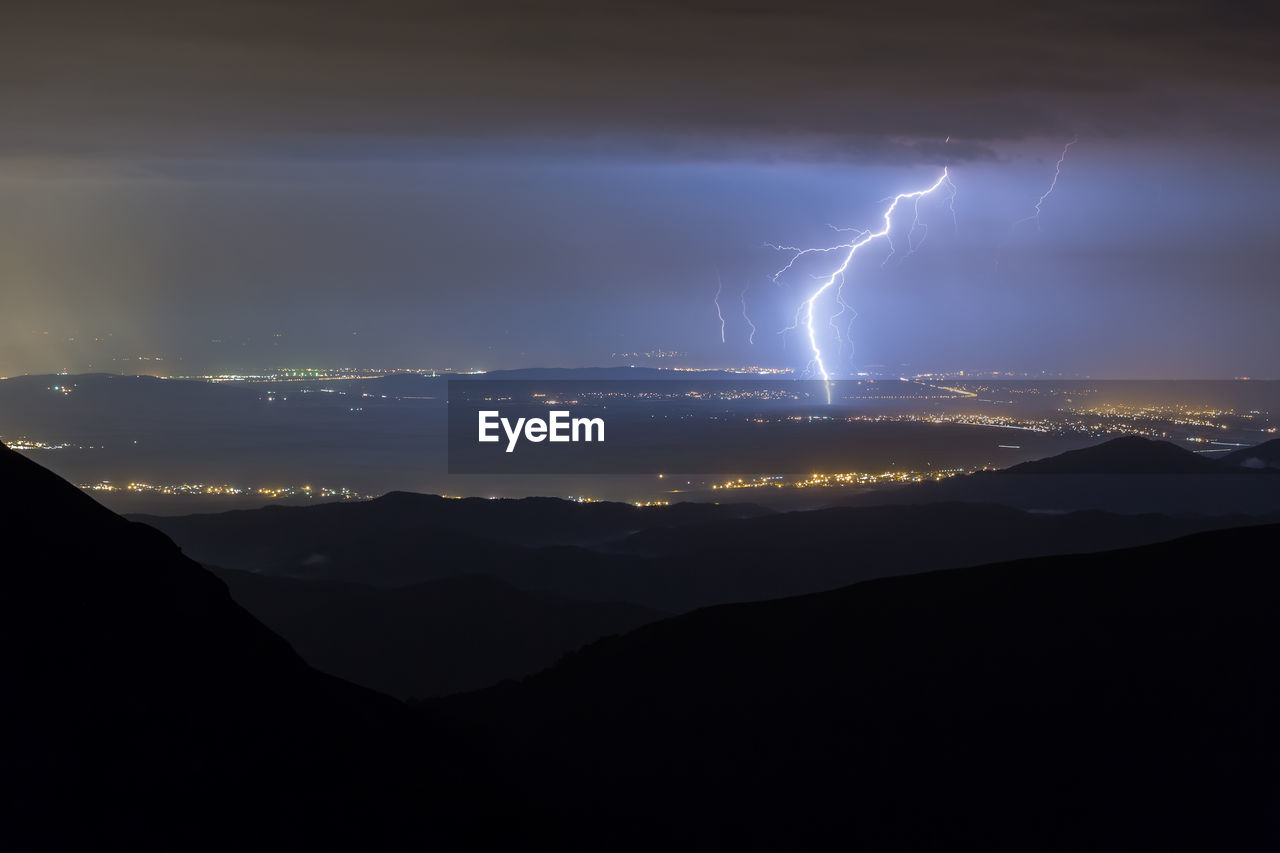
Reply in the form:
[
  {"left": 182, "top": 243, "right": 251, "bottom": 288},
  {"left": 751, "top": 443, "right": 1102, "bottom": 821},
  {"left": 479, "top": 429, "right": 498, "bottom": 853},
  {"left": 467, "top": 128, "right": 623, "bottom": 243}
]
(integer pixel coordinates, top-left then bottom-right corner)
[
  {"left": 214, "top": 569, "right": 666, "bottom": 697},
  {"left": 435, "top": 524, "right": 1280, "bottom": 851},
  {"left": 187, "top": 502, "right": 1272, "bottom": 701},
  {"left": 0, "top": 443, "right": 468, "bottom": 848},
  {"left": 9, "top": 438, "right": 1280, "bottom": 849}
]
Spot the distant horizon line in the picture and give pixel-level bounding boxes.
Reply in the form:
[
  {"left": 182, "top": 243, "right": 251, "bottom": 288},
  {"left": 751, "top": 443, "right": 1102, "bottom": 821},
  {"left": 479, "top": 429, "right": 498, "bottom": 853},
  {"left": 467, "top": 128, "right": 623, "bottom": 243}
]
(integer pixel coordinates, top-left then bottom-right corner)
[{"left": 0, "top": 366, "right": 1273, "bottom": 383}]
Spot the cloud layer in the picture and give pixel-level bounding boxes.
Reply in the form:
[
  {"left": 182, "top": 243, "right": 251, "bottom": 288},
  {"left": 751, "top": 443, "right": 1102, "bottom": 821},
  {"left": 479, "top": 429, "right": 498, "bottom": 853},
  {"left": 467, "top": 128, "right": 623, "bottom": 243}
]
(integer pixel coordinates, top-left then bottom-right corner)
[{"left": 2, "top": 0, "right": 1277, "bottom": 161}]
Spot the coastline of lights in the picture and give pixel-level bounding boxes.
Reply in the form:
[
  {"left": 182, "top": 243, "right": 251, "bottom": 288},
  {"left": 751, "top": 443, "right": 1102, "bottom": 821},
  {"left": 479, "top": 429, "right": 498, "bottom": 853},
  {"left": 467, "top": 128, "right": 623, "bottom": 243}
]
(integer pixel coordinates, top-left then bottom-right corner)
[
  {"left": 712, "top": 467, "right": 984, "bottom": 491},
  {"left": 4, "top": 437, "right": 79, "bottom": 451},
  {"left": 79, "top": 481, "right": 371, "bottom": 500}
]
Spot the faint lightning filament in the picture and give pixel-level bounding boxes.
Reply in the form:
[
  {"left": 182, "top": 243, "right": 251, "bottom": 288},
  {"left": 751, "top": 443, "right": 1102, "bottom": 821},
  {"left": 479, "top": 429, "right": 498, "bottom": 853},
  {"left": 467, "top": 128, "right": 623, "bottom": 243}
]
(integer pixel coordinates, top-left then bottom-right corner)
[
  {"left": 713, "top": 268, "right": 726, "bottom": 343},
  {"left": 1016, "top": 136, "right": 1077, "bottom": 231}
]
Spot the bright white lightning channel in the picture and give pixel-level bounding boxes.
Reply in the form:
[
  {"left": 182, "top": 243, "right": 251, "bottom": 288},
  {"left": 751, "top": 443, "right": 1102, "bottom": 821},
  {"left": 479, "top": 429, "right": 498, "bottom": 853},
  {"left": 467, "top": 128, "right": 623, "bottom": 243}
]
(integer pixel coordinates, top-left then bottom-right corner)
[{"left": 774, "top": 168, "right": 955, "bottom": 403}]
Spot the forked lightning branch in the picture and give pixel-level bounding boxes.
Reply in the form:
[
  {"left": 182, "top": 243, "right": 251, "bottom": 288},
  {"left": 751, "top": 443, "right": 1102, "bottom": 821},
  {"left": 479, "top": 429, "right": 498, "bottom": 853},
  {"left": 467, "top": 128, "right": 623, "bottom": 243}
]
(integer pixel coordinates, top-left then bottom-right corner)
[{"left": 478, "top": 410, "right": 605, "bottom": 452}]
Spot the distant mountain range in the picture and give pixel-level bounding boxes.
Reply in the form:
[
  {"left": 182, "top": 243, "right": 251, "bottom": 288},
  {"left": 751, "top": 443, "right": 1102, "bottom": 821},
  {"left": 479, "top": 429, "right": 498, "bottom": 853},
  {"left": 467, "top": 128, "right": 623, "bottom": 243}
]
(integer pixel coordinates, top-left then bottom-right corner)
[
  {"left": 125, "top": 437, "right": 1280, "bottom": 702},
  {"left": 135, "top": 491, "right": 770, "bottom": 557},
  {"left": 143, "top": 498, "right": 1280, "bottom": 694},
  {"left": 140, "top": 496, "right": 1279, "bottom": 611}
]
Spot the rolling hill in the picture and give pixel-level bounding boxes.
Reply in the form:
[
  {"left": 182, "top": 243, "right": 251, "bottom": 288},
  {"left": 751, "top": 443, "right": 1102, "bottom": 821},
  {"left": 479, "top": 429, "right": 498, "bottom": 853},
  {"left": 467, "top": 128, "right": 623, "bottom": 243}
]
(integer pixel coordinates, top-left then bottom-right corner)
[
  {"left": 1003, "top": 435, "right": 1240, "bottom": 474},
  {"left": 144, "top": 492, "right": 1276, "bottom": 611},
  {"left": 433, "top": 523, "right": 1280, "bottom": 850},
  {"left": 835, "top": 436, "right": 1280, "bottom": 514},
  {"left": 1224, "top": 437, "right": 1280, "bottom": 469},
  {"left": 133, "top": 491, "right": 770, "bottom": 573}
]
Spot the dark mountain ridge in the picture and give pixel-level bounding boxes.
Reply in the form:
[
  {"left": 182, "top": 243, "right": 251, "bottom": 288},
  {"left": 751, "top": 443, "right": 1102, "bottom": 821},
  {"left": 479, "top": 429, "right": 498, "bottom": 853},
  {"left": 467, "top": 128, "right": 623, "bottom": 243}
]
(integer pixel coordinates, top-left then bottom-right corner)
[
  {"left": 132, "top": 491, "right": 771, "bottom": 573},
  {"left": 434, "top": 523, "right": 1280, "bottom": 850},
  {"left": 169, "top": 498, "right": 1275, "bottom": 703},
  {"left": 1003, "top": 435, "right": 1241, "bottom": 474},
  {"left": 830, "top": 436, "right": 1280, "bottom": 514},
  {"left": 1225, "top": 437, "right": 1280, "bottom": 469},
  {"left": 0, "top": 442, "right": 468, "bottom": 846},
  {"left": 8, "top": 438, "right": 1280, "bottom": 849},
  {"left": 145, "top": 490, "right": 1278, "bottom": 611}
]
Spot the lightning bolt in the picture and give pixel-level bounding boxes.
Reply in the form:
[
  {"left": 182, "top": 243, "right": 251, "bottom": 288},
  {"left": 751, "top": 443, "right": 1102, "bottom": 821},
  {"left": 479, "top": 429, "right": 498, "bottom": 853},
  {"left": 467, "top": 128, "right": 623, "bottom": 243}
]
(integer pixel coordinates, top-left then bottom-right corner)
[
  {"left": 740, "top": 283, "right": 757, "bottom": 345},
  {"left": 773, "top": 169, "right": 956, "bottom": 403},
  {"left": 713, "top": 268, "right": 726, "bottom": 344},
  {"left": 1015, "top": 136, "right": 1078, "bottom": 232}
]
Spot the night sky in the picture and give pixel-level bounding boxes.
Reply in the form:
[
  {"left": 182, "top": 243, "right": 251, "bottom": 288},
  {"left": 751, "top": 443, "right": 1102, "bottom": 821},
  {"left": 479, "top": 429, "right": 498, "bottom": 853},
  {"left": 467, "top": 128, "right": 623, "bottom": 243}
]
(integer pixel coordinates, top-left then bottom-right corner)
[{"left": 1, "top": 0, "right": 1277, "bottom": 377}]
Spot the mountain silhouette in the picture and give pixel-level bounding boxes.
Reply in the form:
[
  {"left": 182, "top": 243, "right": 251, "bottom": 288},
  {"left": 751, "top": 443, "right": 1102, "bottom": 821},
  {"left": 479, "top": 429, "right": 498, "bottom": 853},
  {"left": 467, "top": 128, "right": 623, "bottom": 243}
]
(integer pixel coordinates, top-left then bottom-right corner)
[
  {"left": 0, "top": 442, "right": 470, "bottom": 847},
  {"left": 9, "top": 438, "right": 1280, "bottom": 849},
  {"left": 830, "top": 435, "right": 1280, "bottom": 514},
  {"left": 147, "top": 494, "right": 1276, "bottom": 611},
  {"left": 433, "top": 522, "right": 1280, "bottom": 850},
  {"left": 1003, "top": 435, "right": 1232, "bottom": 474},
  {"left": 141, "top": 494, "right": 1276, "bottom": 704},
  {"left": 1224, "top": 437, "right": 1280, "bottom": 469},
  {"left": 132, "top": 491, "right": 769, "bottom": 578}
]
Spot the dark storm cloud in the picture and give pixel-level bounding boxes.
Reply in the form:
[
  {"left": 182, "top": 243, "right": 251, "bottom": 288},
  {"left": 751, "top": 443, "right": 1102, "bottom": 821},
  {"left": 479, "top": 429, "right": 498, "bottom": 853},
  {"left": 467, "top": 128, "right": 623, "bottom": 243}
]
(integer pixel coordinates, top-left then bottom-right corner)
[{"left": 2, "top": 0, "right": 1277, "bottom": 162}]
